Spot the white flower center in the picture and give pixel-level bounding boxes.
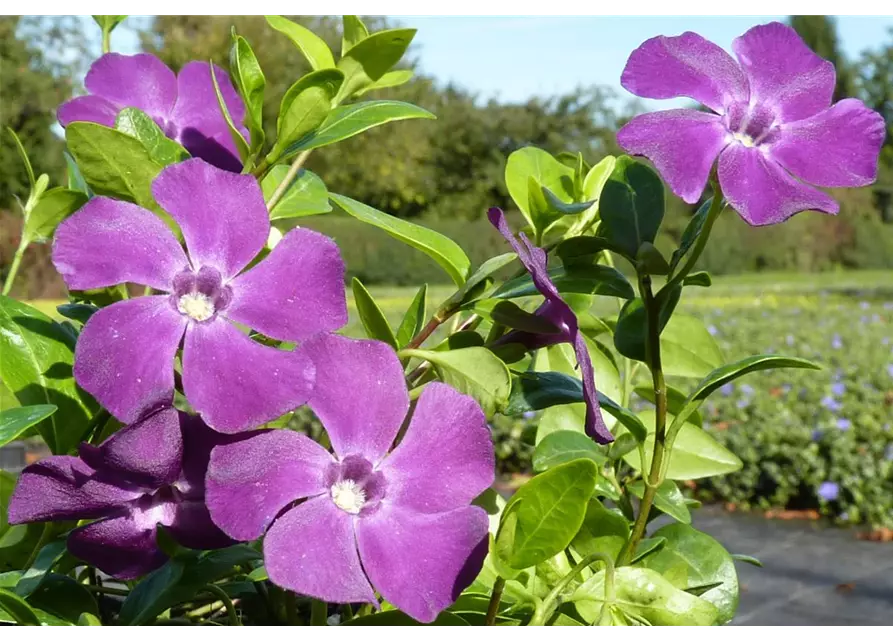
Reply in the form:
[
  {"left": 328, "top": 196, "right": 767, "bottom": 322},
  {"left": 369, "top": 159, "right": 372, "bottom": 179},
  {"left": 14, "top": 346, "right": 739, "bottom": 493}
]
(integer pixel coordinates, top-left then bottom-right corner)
[
  {"left": 177, "top": 292, "right": 215, "bottom": 321},
  {"left": 732, "top": 131, "right": 755, "bottom": 148},
  {"left": 331, "top": 479, "right": 367, "bottom": 514}
]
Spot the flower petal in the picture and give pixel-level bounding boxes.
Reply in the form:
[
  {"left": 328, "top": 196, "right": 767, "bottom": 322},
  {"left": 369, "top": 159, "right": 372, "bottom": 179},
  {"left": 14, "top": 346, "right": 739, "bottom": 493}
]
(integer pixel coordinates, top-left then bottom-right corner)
[
  {"left": 177, "top": 413, "right": 232, "bottom": 498},
  {"left": 58, "top": 95, "right": 119, "bottom": 128},
  {"left": 151, "top": 159, "right": 268, "bottom": 280},
  {"left": 264, "top": 495, "right": 376, "bottom": 605},
  {"left": 356, "top": 504, "right": 489, "bottom": 623},
  {"left": 79, "top": 407, "right": 182, "bottom": 489},
  {"left": 68, "top": 511, "right": 169, "bottom": 580},
  {"left": 169, "top": 61, "right": 247, "bottom": 171},
  {"left": 206, "top": 430, "right": 332, "bottom": 541},
  {"left": 167, "top": 498, "right": 234, "bottom": 550},
  {"left": 7, "top": 456, "right": 143, "bottom": 525},
  {"left": 75, "top": 297, "right": 186, "bottom": 425},
  {"left": 84, "top": 53, "right": 177, "bottom": 121},
  {"left": 227, "top": 228, "right": 348, "bottom": 342},
  {"left": 769, "top": 99, "right": 886, "bottom": 188},
  {"left": 718, "top": 144, "right": 838, "bottom": 226},
  {"left": 302, "top": 334, "right": 408, "bottom": 462},
  {"left": 620, "top": 31, "right": 747, "bottom": 113},
  {"left": 732, "top": 22, "right": 835, "bottom": 123},
  {"left": 52, "top": 197, "right": 189, "bottom": 292},
  {"left": 617, "top": 110, "right": 729, "bottom": 204},
  {"left": 488, "top": 208, "right": 561, "bottom": 303},
  {"left": 381, "top": 383, "right": 493, "bottom": 514},
  {"left": 574, "top": 333, "right": 613, "bottom": 445},
  {"left": 182, "top": 319, "right": 314, "bottom": 433}
]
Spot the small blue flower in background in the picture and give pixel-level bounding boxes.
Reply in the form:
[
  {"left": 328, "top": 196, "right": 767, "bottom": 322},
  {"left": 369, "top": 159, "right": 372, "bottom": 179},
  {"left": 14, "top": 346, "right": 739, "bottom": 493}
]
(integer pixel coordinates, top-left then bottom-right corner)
[
  {"left": 740, "top": 383, "right": 755, "bottom": 396},
  {"left": 708, "top": 325, "right": 719, "bottom": 336},
  {"left": 836, "top": 418, "right": 851, "bottom": 431},
  {"left": 785, "top": 334, "right": 795, "bottom": 346},
  {"left": 736, "top": 398, "right": 750, "bottom": 410},
  {"left": 818, "top": 481, "right": 839, "bottom": 501},
  {"left": 831, "top": 382, "right": 846, "bottom": 396},
  {"left": 831, "top": 334, "right": 843, "bottom": 349},
  {"left": 811, "top": 429, "right": 822, "bottom": 442},
  {"left": 720, "top": 383, "right": 734, "bottom": 397},
  {"left": 887, "top": 364, "right": 893, "bottom": 378},
  {"left": 882, "top": 337, "right": 890, "bottom": 346},
  {"left": 885, "top": 443, "right": 893, "bottom": 461},
  {"left": 883, "top": 302, "right": 893, "bottom": 311},
  {"left": 859, "top": 301, "right": 870, "bottom": 310},
  {"left": 859, "top": 315, "right": 869, "bottom": 324},
  {"left": 523, "top": 411, "right": 537, "bottom": 420},
  {"left": 782, "top": 383, "right": 792, "bottom": 394},
  {"left": 821, "top": 395, "right": 842, "bottom": 412}
]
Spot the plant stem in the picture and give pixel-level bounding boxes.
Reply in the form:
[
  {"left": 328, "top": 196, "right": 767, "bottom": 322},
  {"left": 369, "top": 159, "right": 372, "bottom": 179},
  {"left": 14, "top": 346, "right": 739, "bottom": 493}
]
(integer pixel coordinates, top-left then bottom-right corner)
[
  {"left": 404, "top": 313, "right": 447, "bottom": 350},
  {"left": 617, "top": 275, "right": 667, "bottom": 565},
  {"left": 530, "top": 552, "right": 614, "bottom": 625},
  {"left": 196, "top": 585, "right": 240, "bottom": 626},
  {"left": 485, "top": 576, "right": 505, "bottom": 625},
  {"left": 284, "top": 590, "right": 300, "bottom": 626},
  {"left": 265, "top": 150, "right": 312, "bottom": 211},
  {"left": 666, "top": 180, "right": 725, "bottom": 289},
  {"left": 85, "top": 585, "right": 130, "bottom": 596},
  {"left": 102, "top": 29, "right": 111, "bottom": 54},
  {"left": 2, "top": 237, "right": 27, "bottom": 296},
  {"left": 310, "top": 599, "right": 327, "bottom": 626}
]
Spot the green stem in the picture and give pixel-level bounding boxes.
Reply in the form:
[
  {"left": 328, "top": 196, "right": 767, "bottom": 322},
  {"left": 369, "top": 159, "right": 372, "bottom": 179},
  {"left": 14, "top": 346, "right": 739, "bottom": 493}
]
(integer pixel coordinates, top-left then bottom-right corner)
[
  {"left": 2, "top": 237, "right": 27, "bottom": 296},
  {"left": 198, "top": 585, "right": 240, "bottom": 626},
  {"left": 310, "top": 599, "right": 327, "bottom": 626},
  {"left": 485, "top": 576, "right": 506, "bottom": 626},
  {"left": 265, "top": 150, "right": 312, "bottom": 211},
  {"left": 102, "top": 29, "right": 111, "bottom": 54},
  {"left": 530, "top": 552, "right": 614, "bottom": 625},
  {"left": 284, "top": 591, "right": 300, "bottom": 626},
  {"left": 617, "top": 275, "right": 667, "bottom": 566},
  {"left": 85, "top": 585, "right": 130, "bottom": 597},
  {"left": 23, "top": 524, "right": 53, "bottom": 568},
  {"left": 666, "top": 180, "right": 725, "bottom": 289}
]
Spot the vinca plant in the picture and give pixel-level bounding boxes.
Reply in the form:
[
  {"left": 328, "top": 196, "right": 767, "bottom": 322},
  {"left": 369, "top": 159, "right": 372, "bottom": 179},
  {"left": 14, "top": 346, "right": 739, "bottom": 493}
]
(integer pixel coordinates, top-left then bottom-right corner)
[{"left": 0, "top": 16, "right": 884, "bottom": 627}]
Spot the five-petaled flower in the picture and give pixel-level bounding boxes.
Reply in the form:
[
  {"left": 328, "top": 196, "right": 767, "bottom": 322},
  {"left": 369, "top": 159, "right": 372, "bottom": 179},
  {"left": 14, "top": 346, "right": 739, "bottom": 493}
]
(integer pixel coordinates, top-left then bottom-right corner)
[
  {"left": 8, "top": 408, "right": 232, "bottom": 580},
  {"left": 52, "top": 158, "right": 348, "bottom": 433},
  {"left": 488, "top": 207, "right": 614, "bottom": 444},
  {"left": 205, "top": 334, "right": 494, "bottom": 623},
  {"left": 617, "top": 22, "right": 885, "bottom": 226},
  {"left": 58, "top": 53, "right": 247, "bottom": 172}
]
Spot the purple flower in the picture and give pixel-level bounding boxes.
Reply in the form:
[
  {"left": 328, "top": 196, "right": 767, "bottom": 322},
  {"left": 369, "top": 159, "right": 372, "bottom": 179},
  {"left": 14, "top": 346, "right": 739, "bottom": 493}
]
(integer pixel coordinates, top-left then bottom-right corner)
[
  {"left": 740, "top": 383, "right": 755, "bottom": 396},
  {"left": 736, "top": 398, "right": 749, "bottom": 410},
  {"left": 8, "top": 408, "right": 232, "bottom": 579},
  {"left": 831, "top": 334, "right": 843, "bottom": 350},
  {"left": 835, "top": 418, "right": 851, "bottom": 431},
  {"left": 831, "top": 382, "right": 846, "bottom": 396},
  {"left": 53, "top": 159, "right": 347, "bottom": 433},
  {"left": 887, "top": 364, "right": 893, "bottom": 378},
  {"left": 885, "top": 444, "right": 893, "bottom": 461},
  {"left": 707, "top": 325, "right": 718, "bottom": 336},
  {"left": 785, "top": 334, "right": 795, "bottom": 346},
  {"left": 860, "top": 301, "right": 870, "bottom": 310},
  {"left": 811, "top": 428, "right": 822, "bottom": 442},
  {"left": 206, "top": 334, "right": 494, "bottom": 623},
  {"left": 487, "top": 208, "right": 612, "bottom": 444},
  {"left": 617, "top": 22, "right": 885, "bottom": 226},
  {"left": 720, "top": 383, "right": 734, "bottom": 397},
  {"left": 818, "top": 481, "right": 839, "bottom": 501},
  {"left": 821, "top": 395, "right": 842, "bottom": 413},
  {"left": 59, "top": 53, "right": 247, "bottom": 172}
]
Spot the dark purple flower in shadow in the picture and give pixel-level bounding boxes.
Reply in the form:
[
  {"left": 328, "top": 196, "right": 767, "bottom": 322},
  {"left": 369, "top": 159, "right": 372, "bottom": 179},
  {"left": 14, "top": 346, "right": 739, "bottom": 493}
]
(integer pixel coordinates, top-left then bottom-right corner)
[
  {"left": 617, "top": 22, "right": 885, "bottom": 226},
  {"left": 206, "top": 334, "right": 494, "bottom": 623},
  {"left": 487, "top": 208, "right": 613, "bottom": 444},
  {"left": 58, "top": 53, "right": 247, "bottom": 172},
  {"left": 7, "top": 408, "right": 232, "bottom": 580},
  {"left": 52, "top": 158, "right": 347, "bottom": 433}
]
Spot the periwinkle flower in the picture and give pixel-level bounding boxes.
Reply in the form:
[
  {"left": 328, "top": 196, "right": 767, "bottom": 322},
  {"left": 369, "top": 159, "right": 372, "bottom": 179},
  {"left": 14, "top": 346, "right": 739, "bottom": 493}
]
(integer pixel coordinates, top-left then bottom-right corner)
[
  {"left": 785, "top": 334, "right": 795, "bottom": 347},
  {"left": 887, "top": 364, "right": 893, "bottom": 378},
  {"left": 831, "top": 382, "right": 846, "bottom": 396},
  {"left": 818, "top": 481, "right": 840, "bottom": 501},
  {"left": 707, "top": 325, "right": 718, "bottom": 336},
  {"left": 206, "top": 334, "right": 494, "bottom": 623},
  {"left": 736, "top": 398, "right": 749, "bottom": 410},
  {"left": 885, "top": 443, "right": 893, "bottom": 462},
  {"left": 53, "top": 158, "right": 347, "bottom": 432},
  {"left": 831, "top": 334, "right": 843, "bottom": 349},
  {"left": 720, "top": 383, "right": 734, "bottom": 397},
  {"left": 8, "top": 408, "right": 231, "bottom": 579},
  {"left": 617, "top": 22, "right": 885, "bottom": 225},
  {"left": 740, "top": 383, "right": 755, "bottom": 396},
  {"left": 835, "top": 418, "right": 851, "bottom": 431},
  {"left": 821, "top": 395, "right": 842, "bottom": 413},
  {"left": 59, "top": 53, "right": 247, "bottom": 172},
  {"left": 811, "top": 429, "right": 822, "bottom": 442},
  {"left": 487, "top": 208, "right": 613, "bottom": 444}
]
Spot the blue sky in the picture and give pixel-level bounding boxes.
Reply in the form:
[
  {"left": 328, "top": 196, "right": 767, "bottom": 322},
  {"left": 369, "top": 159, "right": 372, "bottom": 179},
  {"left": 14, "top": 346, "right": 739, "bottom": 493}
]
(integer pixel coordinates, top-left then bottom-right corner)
[{"left": 103, "top": 15, "right": 893, "bottom": 106}]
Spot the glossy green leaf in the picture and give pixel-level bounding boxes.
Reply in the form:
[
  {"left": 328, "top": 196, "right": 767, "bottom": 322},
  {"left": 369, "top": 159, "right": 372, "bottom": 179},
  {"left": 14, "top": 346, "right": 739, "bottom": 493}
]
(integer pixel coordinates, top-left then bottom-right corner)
[
  {"left": 470, "top": 299, "right": 560, "bottom": 335},
  {"left": 355, "top": 69, "right": 414, "bottom": 97},
  {"left": 28, "top": 574, "right": 99, "bottom": 624},
  {"left": 598, "top": 156, "right": 665, "bottom": 257},
  {"left": 272, "top": 69, "right": 343, "bottom": 158},
  {"left": 542, "top": 185, "right": 594, "bottom": 215},
  {"left": 331, "top": 193, "right": 470, "bottom": 286},
  {"left": 230, "top": 35, "right": 266, "bottom": 153},
  {"left": 352, "top": 278, "right": 398, "bottom": 349},
  {"left": 628, "top": 479, "right": 691, "bottom": 524},
  {"left": 491, "top": 264, "right": 634, "bottom": 301},
  {"left": 438, "top": 253, "right": 516, "bottom": 313},
  {"left": 669, "top": 198, "right": 713, "bottom": 272},
  {"left": 571, "top": 499, "right": 629, "bottom": 562},
  {"left": 0, "top": 405, "right": 57, "bottom": 447},
  {"left": 631, "top": 536, "right": 666, "bottom": 564},
  {"left": 55, "top": 303, "right": 97, "bottom": 326},
  {"left": 78, "top": 612, "right": 102, "bottom": 626},
  {"left": 636, "top": 242, "right": 670, "bottom": 275},
  {"left": 641, "top": 524, "right": 739, "bottom": 625},
  {"left": 14, "top": 540, "right": 66, "bottom": 597},
  {"left": 64, "top": 151, "right": 90, "bottom": 195},
  {"left": 343, "top": 610, "right": 469, "bottom": 625},
  {"left": 0, "top": 587, "right": 40, "bottom": 625},
  {"left": 261, "top": 166, "right": 331, "bottom": 219},
  {"left": 505, "top": 147, "right": 575, "bottom": 231},
  {"left": 0, "top": 297, "right": 97, "bottom": 453},
  {"left": 209, "top": 64, "right": 250, "bottom": 163},
  {"left": 689, "top": 355, "right": 821, "bottom": 402},
  {"left": 505, "top": 371, "right": 583, "bottom": 415},
  {"left": 568, "top": 156, "right": 618, "bottom": 236},
  {"left": 22, "top": 188, "right": 87, "bottom": 243},
  {"left": 395, "top": 284, "right": 427, "bottom": 349},
  {"left": 612, "top": 284, "right": 681, "bottom": 364},
  {"left": 336, "top": 29, "right": 416, "bottom": 101},
  {"left": 624, "top": 410, "right": 742, "bottom": 481},
  {"left": 115, "top": 107, "right": 189, "bottom": 167},
  {"left": 533, "top": 430, "right": 607, "bottom": 472},
  {"left": 684, "top": 271, "right": 712, "bottom": 287},
  {"left": 660, "top": 314, "right": 725, "bottom": 378},
  {"left": 7, "top": 127, "right": 35, "bottom": 188},
  {"left": 401, "top": 347, "right": 511, "bottom": 418},
  {"left": 284, "top": 100, "right": 435, "bottom": 157},
  {"left": 556, "top": 235, "right": 628, "bottom": 266},
  {"left": 731, "top": 554, "right": 763, "bottom": 567},
  {"left": 503, "top": 459, "right": 598, "bottom": 570},
  {"left": 118, "top": 560, "right": 185, "bottom": 626},
  {"left": 265, "top": 15, "right": 335, "bottom": 70},
  {"left": 341, "top": 15, "right": 369, "bottom": 56},
  {"left": 634, "top": 385, "right": 702, "bottom": 427}
]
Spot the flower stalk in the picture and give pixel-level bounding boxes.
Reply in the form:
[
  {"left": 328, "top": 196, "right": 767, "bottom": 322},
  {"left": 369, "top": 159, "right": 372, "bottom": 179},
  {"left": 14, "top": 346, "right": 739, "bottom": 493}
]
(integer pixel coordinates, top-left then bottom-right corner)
[{"left": 265, "top": 150, "right": 312, "bottom": 211}]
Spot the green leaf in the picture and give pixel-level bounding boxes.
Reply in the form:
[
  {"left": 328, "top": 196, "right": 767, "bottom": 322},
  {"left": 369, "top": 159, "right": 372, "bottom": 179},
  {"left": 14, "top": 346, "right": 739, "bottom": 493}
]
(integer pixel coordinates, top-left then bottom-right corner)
[
  {"left": 209, "top": 64, "right": 250, "bottom": 164},
  {"left": 542, "top": 186, "right": 594, "bottom": 215},
  {"left": 505, "top": 147, "right": 575, "bottom": 232},
  {"left": 272, "top": 69, "right": 343, "bottom": 158},
  {"left": 118, "top": 561, "right": 185, "bottom": 626},
  {"left": 438, "top": 253, "right": 516, "bottom": 313},
  {"left": 64, "top": 151, "right": 90, "bottom": 195},
  {"left": 78, "top": 612, "right": 102, "bottom": 626},
  {"left": 22, "top": 188, "right": 88, "bottom": 243},
  {"left": 573, "top": 566, "right": 719, "bottom": 626},
  {"left": 0, "top": 405, "right": 57, "bottom": 447},
  {"left": 355, "top": 69, "right": 414, "bottom": 97},
  {"left": 556, "top": 235, "right": 628, "bottom": 266},
  {"left": 284, "top": 100, "right": 435, "bottom": 157},
  {"left": 27, "top": 574, "right": 99, "bottom": 624},
  {"left": 505, "top": 372, "right": 584, "bottom": 415},
  {"left": 336, "top": 29, "right": 416, "bottom": 101},
  {"left": 491, "top": 264, "right": 634, "bottom": 301},
  {"left": 230, "top": 35, "right": 266, "bottom": 153},
  {"left": 261, "top": 166, "right": 331, "bottom": 219},
  {"left": 568, "top": 156, "right": 617, "bottom": 236},
  {"left": 630, "top": 536, "right": 666, "bottom": 564},
  {"left": 341, "top": 15, "right": 369, "bottom": 56},
  {"left": 0, "top": 297, "right": 97, "bottom": 453},
  {"left": 634, "top": 385, "right": 702, "bottom": 427},
  {"left": 265, "top": 15, "right": 335, "bottom": 70},
  {"left": 6, "top": 127, "right": 35, "bottom": 188},
  {"left": 92, "top": 15, "right": 126, "bottom": 31},
  {"left": 599, "top": 156, "right": 665, "bottom": 257},
  {"left": 623, "top": 410, "right": 742, "bottom": 481},
  {"left": 352, "top": 278, "right": 397, "bottom": 349},
  {"left": 401, "top": 347, "right": 511, "bottom": 418},
  {"left": 628, "top": 479, "right": 691, "bottom": 524},
  {"left": 55, "top": 303, "right": 97, "bottom": 326},
  {"left": 503, "top": 459, "right": 598, "bottom": 570},
  {"left": 395, "top": 284, "right": 427, "bottom": 349},
  {"left": 669, "top": 198, "right": 713, "bottom": 272},
  {"left": 641, "top": 524, "right": 739, "bottom": 625},
  {"left": 331, "top": 193, "right": 470, "bottom": 286},
  {"left": 571, "top": 499, "right": 629, "bottom": 562},
  {"left": 490, "top": 500, "right": 523, "bottom": 581},
  {"left": 343, "top": 610, "right": 469, "bottom": 626},
  {"left": 470, "top": 299, "right": 561, "bottom": 335},
  {"left": 0, "top": 587, "right": 40, "bottom": 625},
  {"left": 659, "top": 314, "right": 725, "bottom": 378},
  {"left": 683, "top": 271, "right": 712, "bottom": 288},
  {"left": 688, "top": 355, "right": 822, "bottom": 402},
  {"left": 731, "top": 554, "right": 763, "bottom": 567},
  {"left": 533, "top": 430, "right": 607, "bottom": 472},
  {"left": 612, "top": 285, "right": 681, "bottom": 364},
  {"left": 635, "top": 242, "right": 670, "bottom": 276},
  {"left": 14, "top": 539, "right": 66, "bottom": 597},
  {"left": 115, "top": 107, "right": 190, "bottom": 167}
]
